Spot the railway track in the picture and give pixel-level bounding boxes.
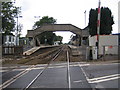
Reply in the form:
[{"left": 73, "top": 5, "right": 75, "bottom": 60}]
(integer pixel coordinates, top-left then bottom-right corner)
[
  {"left": 1, "top": 45, "right": 66, "bottom": 88},
  {"left": 24, "top": 48, "right": 63, "bottom": 89},
  {"left": 19, "top": 46, "right": 63, "bottom": 65},
  {"left": 1, "top": 46, "right": 62, "bottom": 85},
  {"left": 1, "top": 45, "right": 72, "bottom": 89},
  {"left": 2, "top": 45, "right": 118, "bottom": 89},
  {"left": 23, "top": 46, "right": 71, "bottom": 89}
]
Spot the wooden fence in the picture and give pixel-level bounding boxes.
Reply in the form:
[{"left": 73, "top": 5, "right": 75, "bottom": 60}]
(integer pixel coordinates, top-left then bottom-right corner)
[{"left": 2, "top": 46, "right": 23, "bottom": 55}]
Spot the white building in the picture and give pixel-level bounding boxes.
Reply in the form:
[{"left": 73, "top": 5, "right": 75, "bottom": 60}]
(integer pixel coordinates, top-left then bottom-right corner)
[
  {"left": 89, "top": 35, "right": 118, "bottom": 55},
  {"left": 3, "top": 35, "right": 19, "bottom": 46},
  {"left": 54, "top": 41, "right": 60, "bottom": 45}
]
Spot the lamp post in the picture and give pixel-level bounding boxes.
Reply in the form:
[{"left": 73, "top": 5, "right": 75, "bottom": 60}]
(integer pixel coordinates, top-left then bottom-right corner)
[
  {"left": 84, "top": 10, "right": 86, "bottom": 27},
  {"left": 16, "top": 15, "right": 22, "bottom": 46}
]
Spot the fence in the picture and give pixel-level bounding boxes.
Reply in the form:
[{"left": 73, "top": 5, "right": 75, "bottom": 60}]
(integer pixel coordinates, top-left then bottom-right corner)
[
  {"left": 101, "top": 45, "right": 119, "bottom": 60},
  {"left": 2, "top": 46, "right": 23, "bottom": 55},
  {"left": 86, "top": 45, "right": 119, "bottom": 60}
]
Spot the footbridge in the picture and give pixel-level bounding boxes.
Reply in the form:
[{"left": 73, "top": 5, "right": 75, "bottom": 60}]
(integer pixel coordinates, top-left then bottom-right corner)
[{"left": 26, "top": 24, "right": 82, "bottom": 46}]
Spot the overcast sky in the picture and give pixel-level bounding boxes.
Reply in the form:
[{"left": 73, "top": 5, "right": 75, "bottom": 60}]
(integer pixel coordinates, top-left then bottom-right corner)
[{"left": 15, "top": 0, "right": 119, "bottom": 43}]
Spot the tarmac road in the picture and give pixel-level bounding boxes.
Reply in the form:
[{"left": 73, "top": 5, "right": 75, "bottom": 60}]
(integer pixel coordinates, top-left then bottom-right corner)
[
  {"left": 82, "top": 63, "right": 119, "bottom": 88},
  {"left": 1, "top": 62, "right": 119, "bottom": 89}
]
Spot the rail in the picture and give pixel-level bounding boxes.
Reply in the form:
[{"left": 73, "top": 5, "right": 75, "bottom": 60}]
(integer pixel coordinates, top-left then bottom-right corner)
[
  {"left": 1, "top": 47, "right": 62, "bottom": 89},
  {"left": 1, "top": 45, "right": 72, "bottom": 89},
  {"left": 67, "top": 51, "right": 71, "bottom": 89},
  {"left": 24, "top": 48, "right": 62, "bottom": 89}
]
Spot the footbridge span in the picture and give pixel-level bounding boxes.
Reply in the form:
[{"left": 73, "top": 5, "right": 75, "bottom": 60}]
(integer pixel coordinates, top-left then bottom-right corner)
[{"left": 26, "top": 24, "right": 82, "bottom": 46}]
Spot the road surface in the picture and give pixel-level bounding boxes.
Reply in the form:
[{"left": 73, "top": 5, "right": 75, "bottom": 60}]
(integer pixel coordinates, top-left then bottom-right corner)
[{"left": 1, "top": 62, "right": 119, "bottom": 89}]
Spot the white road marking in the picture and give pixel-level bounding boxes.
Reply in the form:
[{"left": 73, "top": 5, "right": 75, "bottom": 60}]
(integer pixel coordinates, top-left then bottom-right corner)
[
  {"left": 78, "top": 62, "right": 119, "bottom": 84},
  {"left": 73, "top": 80, "right": 86, "bottom": 83},
  {"left": 88, "top": 74, "right": 120, "bottom": 83},
  {"left": 78, "top": 63, "right": 89, "bottom": 80},
  {"left": 90, "top": 63, "right": 119, "bottom": 66},
  {"left": 0, "top": 70, "right": 8, "bottom": 72},
  {"left": 88, "top": 74, "right": 120, "bottom": 81},
  {"left": 5, "top": 64, "right": 90, "bottom": 72},
  {"left": 89, "top": 76, "right": 119, "bottom": 83},
  {"left": 0, "top": 65, "right": 35, "bottom": 89}
]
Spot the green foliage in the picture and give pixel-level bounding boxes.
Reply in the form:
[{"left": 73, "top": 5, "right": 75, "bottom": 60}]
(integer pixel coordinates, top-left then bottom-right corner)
[
  {"left": 33, "top": 16, "right": 56, "bottom": 29},
  {"left": 89, "top": 9, "right": 97, "bottom": 36},
  {"left": 1, "top": 2, "right": 20, "bottom": 34},
  {"left": 38, "top": 31, "right": 63, "bottom": 45},
  {"left": 88, "top": 7, "right": 114, "bottom": 36},
  {"left": 38, "top": 31, "right": 55, "bottom": 45},
  {"left": 33, "top": 16, "right": 62, "bottom": 45},
  {"left": 54, "top": 35, "right": 63, "bottom": 44}
]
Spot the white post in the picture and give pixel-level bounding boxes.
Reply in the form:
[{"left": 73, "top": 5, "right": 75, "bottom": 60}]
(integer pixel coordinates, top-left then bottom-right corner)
[{"left": 97, "top": 0, "right": 101, "bottom": 59}]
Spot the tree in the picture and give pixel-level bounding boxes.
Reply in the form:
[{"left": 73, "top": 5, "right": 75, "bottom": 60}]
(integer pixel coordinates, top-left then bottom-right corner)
[
  {"left": 54, "top": 35, "right": 63, "bottom": 44},
  {"left": 17, "top": 23, "right": 23, "bottom": 37},
  {"left": 33, "top": 16, "right": 63, "bottom": 45},
  {"left": 38, "top": 32, "right": 63, "bottom": 45},
  {"left": 88, "top": 7, "right": 114, "bottom": 36},
  {"left": 38, "top": 31, "right": 54, "bottom": 45},
  {"left": 33, "top": 16, "right": 56, "bottom": 29},
  {"left": 1, "top": 2, "right": 20, "bottom": 34}
]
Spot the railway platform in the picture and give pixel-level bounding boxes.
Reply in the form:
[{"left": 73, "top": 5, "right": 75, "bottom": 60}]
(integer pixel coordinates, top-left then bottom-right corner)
[{"left": 23, "top": 45, "right": 59, "bottom": 55}]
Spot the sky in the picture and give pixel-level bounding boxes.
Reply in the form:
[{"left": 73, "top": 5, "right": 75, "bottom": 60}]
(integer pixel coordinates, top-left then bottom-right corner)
[
  {"left": 118, "top": 1, "right": 120, "bottom": 33},
  {"left": 14, "top": 0, "right": 119, "bottom": 43}
]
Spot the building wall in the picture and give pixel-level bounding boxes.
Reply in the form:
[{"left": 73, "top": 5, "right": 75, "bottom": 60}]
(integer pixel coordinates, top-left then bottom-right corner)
[
  {"left": 3, "top": 35, "right": 19, "bottom": 46},
  {"left": 89, "top": 35, "right": 118, "bottom": 55},
  {"left": 54, "top": 41, "right": 60, "bottom": 45}
]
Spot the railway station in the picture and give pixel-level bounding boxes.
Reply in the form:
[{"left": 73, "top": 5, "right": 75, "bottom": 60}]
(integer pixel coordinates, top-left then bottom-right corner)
[
  {"left": 0, "top": 0, "right": 119, "bottom": 89},
  {"left": 1, "top": 23, "right": 119, "bottom": 89}
]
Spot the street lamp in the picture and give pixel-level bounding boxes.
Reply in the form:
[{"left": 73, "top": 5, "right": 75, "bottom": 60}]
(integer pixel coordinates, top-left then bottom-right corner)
[
  {"left": 16, "top": 15, "right": 22, "bottom": 46},
  {"left": 84, "top": 10, "right": 86, "bottom": 27}
]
